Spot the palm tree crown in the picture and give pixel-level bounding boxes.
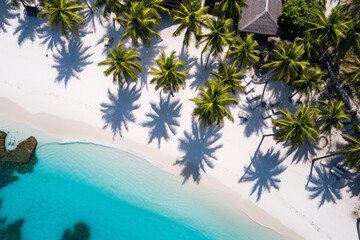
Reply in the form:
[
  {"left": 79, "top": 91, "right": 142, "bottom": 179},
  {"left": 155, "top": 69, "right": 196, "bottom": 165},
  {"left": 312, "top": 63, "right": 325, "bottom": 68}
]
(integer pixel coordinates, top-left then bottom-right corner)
[
  {"left": 93, "top": 0, "right": 124, "bottom": 21},
  {"left": 172, "top": 0, "right": 208, "bottom": 48},
  {"left": 98, "top": 43, "right": 143, "bottom": 85},
  {"left": 315, "top": 98, "right": 350, "bottom": 136},
  {"left": 272, "top": 104, "right": 319, "bottom": 149},
  {"left": 200, "top": 18, "right": 234, "bottom": 64},
  {"left": 190, "top": 79, "right": 238, "bottom": 127},
  {"left": 114, "top": 1, "right": 161, "bottom": 47},
  {"left": 338, "top": 18, "right": 360, "bottom": 58},
  {"left": 227, "top": 34, "right": 260, "bottom": 69},
  {"left": 338, "top": 124, "right": 360, "bottom": 173},
  {"left": 38, "top": 0, "right": 87, "bottom": 39},
  {"left": 294, "top": 32, "right": 319, "bottom": 60},
  {"left": 263, "top": 41, "right": 309, "bottom": 83},
  {"left": 215, "top": 0, "right": 247, "bottom": 19},
  {"left": 149, "top": 51, "right": 189, "bottom": 93},
  {"left": 291, "top": 66, "right": 324, "bottom": 101},
  {"left": 210, "top": 61, "right": 245, "bottom": 94},
  {"left": 343, "top": 55, "right": 360, "bottom": 86},
  {"left": 307, "top": 7, "right": 349, "bottom": 49}
]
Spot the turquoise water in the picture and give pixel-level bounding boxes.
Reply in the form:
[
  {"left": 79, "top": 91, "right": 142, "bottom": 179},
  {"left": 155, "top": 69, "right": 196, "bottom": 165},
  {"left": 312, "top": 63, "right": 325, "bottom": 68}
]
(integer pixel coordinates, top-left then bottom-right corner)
[{"left": 0, "top": 120, "right": 283, "bottom": 240}]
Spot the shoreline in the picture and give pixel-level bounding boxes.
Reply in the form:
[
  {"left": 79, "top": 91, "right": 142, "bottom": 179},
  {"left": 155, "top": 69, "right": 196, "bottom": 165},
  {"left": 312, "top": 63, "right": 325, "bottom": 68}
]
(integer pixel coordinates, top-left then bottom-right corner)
[{"left": 0, "top": 96, "right": 301, "bottom": 239}]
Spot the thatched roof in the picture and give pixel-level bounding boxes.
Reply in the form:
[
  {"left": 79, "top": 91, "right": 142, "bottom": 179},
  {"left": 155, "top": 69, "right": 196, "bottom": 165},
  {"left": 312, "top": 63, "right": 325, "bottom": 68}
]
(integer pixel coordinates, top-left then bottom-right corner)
[{"left": 238, "top": 0, "right": 282, "bottom": 36}]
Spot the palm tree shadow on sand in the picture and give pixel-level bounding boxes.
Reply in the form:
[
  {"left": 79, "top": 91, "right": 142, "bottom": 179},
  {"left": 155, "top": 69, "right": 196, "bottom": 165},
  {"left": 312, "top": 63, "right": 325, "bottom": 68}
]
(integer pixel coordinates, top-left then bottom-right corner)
[
  {"left": 142, "top": 92, "right": 182, "bottom": 148},
  {"left": 174, "top": 120, "right": 223, "bottom": 184},
  {"left": 0, "top": 0, "right": 18, "bottom": 33},
  {"left": 286, "top": 142, "right": 321, "bottom": 164},
  {"left": 138, "top": 37, "right": 165, "bottom": 89},
  {"left": 100, "top": 84, "right": 141, "bottom": 138},
  {"left": 188, "top": 58, "right": 216, "bottom": 91},
  {"left": 13, "top": 15, "right": 43, "bottom": 46},
  {"left": 52, "top": 38, "right": 93, "bottom": 87},
  {"left": 307, "top": 165, "right": 345, "bottom": 208},
  {"left": 37, "top": 23, "right": 65, "bottom": 51},
  {"left": 239, "top": 148, "right": 287, "bottom": 201}
]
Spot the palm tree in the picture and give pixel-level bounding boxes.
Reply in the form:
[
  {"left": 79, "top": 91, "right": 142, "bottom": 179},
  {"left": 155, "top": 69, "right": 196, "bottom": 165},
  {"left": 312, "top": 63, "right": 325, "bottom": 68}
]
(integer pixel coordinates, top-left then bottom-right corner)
[
  {"left": 10, "top": 0, "right": 34, "bottom": 8},
  {"left": 338, "top": 18, "right": 360, "bottom": 59},
  {"left": 272, "top": 104, "right": 319, "bottom": 149},
  {"left": 200, "top": 18, "right": 234, "bottom": 66},
  {"left": 343, "top": 55, "right": 360, "bottom": 86},
  {"left": 149, "top": 51, "right": 189, "bottom": 95},
  {"left": 142, "top": 0, "right": 170, "bottom": 23},
  {"left": 171, "top": 0, "right": 208, "bottom": 49},
  {"left": 93, "top": 0, "right": 124, "bottom": 20},
  {"left": 98, "top": 42, "right": 143, "bottom": 85},
  {"left": 290, "top": 66, "right": 325, "bottom": 101},
  {"left": 294, "top": 32, "right": 320, "bottom": 61},
  {"left": 307, "top": 7, "right": 349, "bottom": 50},
  {"left": 114, "top": 1, "right": 161, "bottom": 47},
  {"left": 215, "top": 0, "right": 247, "bottom": 20},
  {"left": 210, "top": 61, "right": 245, "bottom": 94},
  {"left": 263, "top": 41, "right": 309, "bottom": 83},
  {"left": 227, "top": 34, "right": 260, "bottom": 69},
  {"left": 315, "top": 98, "right": 350, "bottom": 137},
  {"left": 338, "top": 123, "right": 360, "bottom": 173},
  {"left": 38, "top": 0, "right": 87, "bottom": 39},
  {"left": 190, "top": 79, "right": 238, "bottom": 127}
]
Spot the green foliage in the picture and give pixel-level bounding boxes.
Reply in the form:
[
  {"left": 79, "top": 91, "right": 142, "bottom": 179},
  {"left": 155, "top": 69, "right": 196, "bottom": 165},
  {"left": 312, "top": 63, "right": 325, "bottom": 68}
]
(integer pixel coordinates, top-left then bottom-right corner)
[
  {"left": 338, "top": 18, "right": 360, "bottom": 58},
  {"left": 343, "top": 54, "right": 360, "bottom": 86},
  {"left": 226, "top": 34, "right": 260, "bottom": 69},
  {"left": 210, "top": 61, "right": 245, "bottom": 94},
  {"left": 172, "top": 0, "right": 208, "bottom": 48},
  {"left": 200, "top": 18, "right": 234, "bottom": 63},
  {"left": 279, "top": 0, "right": 324, "bottom": 37},
  {"left": 114, "top": 1, "right": 161, "bottom": 47},
  {"left": 338, "top": 124, "right": 360, "bottom": 173},
  {"left": 149, "top": 51, "right": 189, "bottom": 93},
  {"left": 38, "top": 0, "right": 86, "bottom": 39},
  {"left": 190, "top": 79, "right": 238, "bottom": 127},
  {"left": 272, "top": 104, "right": 319, "bottom": 149},
  {"left": 263, "top": 41, "right": 309, "bottom": 83},
  {"left": 307, "top": 7, "right": 349, "bottom": 49},
  {"left": 315, "top": 98, "right": 350, "bottom": 135},
  {"left": 294, "top": 32, "right": 319, "bottom": 60},
  {"left": 93, "top": 0, "right": 124, "bottom": 20},
  {"left": 98, "top": 43, "right": 143, "bottom": 85},
  {"left": 291, "top": 65, "right": 324, "bottom": 101},
  {"left": 215, "top": 0, "right": 247, "bottom": 19}
]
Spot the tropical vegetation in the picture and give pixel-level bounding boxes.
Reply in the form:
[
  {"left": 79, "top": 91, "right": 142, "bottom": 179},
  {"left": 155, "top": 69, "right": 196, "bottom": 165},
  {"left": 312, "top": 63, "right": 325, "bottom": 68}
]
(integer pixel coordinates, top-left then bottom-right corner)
[
  {"left": 210, "top": 61, "right": 245, "bottom": 94},
  {"left": 226, "top": 34, "right": 260, "bottom": 69},
  {"left": 98, "top": 43, "right": 143, "bottom": 85},
  {"left": 338, "top": 124, "right": 360, "bottom": 173},
  {"left": 38, "top": 0, "right": 87, "bottom": 39},
  {"left": 190, "top": 79, "right": 238, "bottom": 127},
  {"left": 149, "top": 51, "right": 189, "bottom": 94}
]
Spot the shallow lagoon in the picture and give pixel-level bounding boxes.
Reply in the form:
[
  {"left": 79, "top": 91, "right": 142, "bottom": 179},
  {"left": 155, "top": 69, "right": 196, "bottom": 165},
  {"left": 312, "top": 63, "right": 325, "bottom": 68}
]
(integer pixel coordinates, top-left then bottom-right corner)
[{"left": 0, "top": 120, "right": 282, "bottom": 240}]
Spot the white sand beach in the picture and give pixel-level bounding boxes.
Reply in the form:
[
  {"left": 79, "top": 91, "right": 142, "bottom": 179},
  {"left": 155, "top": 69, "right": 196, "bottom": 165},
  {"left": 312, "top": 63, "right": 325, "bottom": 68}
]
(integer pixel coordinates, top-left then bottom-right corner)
[{"left": 0, "top": 1, "right": 359, "bottom": 239}]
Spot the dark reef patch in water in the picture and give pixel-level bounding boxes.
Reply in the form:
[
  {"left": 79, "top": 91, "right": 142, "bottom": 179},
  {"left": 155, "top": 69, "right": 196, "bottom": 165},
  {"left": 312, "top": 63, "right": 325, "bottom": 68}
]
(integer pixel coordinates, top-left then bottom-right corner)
[{"left": 62, "top": 222, "right": 90, "bottom": 240}]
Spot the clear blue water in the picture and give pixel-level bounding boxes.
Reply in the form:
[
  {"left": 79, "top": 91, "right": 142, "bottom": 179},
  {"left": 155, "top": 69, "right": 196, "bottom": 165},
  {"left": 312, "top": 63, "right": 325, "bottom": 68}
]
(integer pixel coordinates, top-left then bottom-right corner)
[{"left": 0, "top": 120, "right": 283, "bottom": 240}]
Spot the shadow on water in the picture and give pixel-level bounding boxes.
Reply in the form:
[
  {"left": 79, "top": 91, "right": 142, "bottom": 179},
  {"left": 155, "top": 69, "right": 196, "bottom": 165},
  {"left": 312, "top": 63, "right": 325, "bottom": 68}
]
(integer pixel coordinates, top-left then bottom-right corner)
[
  {"left": 52, "top": 38, "right": 93, "bottom": 87},
  {"left": 13, "top": 16, "right": 42, "bottom": 46},
  {"left": 174, "top": 120, "right": 223, "bottom": 184},
  {"left": 138, "top": 37, "right": 165, "bottom": 89},
  {"left": 307, "top": 165, "right": 345, "bottom": 208},
  {"left": 0, "top": 0, "right": 18, "bottom": 33},
  {"left": 100, "top": 84, "right": 141, "bottom": 138},
  {"left": 239, "top": 148, "right": 287, "bottom": 201},
  {"left": 142, "top": 92, "right": 182, "bottom": 148}
]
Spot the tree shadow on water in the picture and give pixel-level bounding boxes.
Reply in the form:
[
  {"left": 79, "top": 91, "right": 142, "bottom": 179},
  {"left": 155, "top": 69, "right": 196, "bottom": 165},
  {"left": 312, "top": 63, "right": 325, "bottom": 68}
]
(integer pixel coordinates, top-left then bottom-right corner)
[
  {"left": 239, "top": 148, "right": 287, "bottom": 201},
  {"left": 0, "top": 0, "right": 18, "bottom": 33},
  {"left": 142, "top": 92, "right": 182, "bottom": 148},
  {"left": 13, "top": 16, "right": 42, "bottom": 46},
  {"left": 174, "top": 120, "right": 223, "bottom": 184},
  {"left": 52, "top": 38, "right": 93, "bottom": 87},
  {"left": 307, "top": 166, "right": 345, "bottom": 208},
  {"left": 100, "top": 84, "right": 141, "bottom": 138}
]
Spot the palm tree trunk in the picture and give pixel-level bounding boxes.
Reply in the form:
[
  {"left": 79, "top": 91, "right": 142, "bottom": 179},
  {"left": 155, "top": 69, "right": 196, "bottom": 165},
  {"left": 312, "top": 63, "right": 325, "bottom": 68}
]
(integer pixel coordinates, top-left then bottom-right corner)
[
  {"left": 311, "top": 153, "right": 337, "bottom": 162},
  {"left": 288, "top": 89, "right": 300, "bottom": 100},
  {"left": 205, "top": 49, "right": 213, "bottom": 67}
]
